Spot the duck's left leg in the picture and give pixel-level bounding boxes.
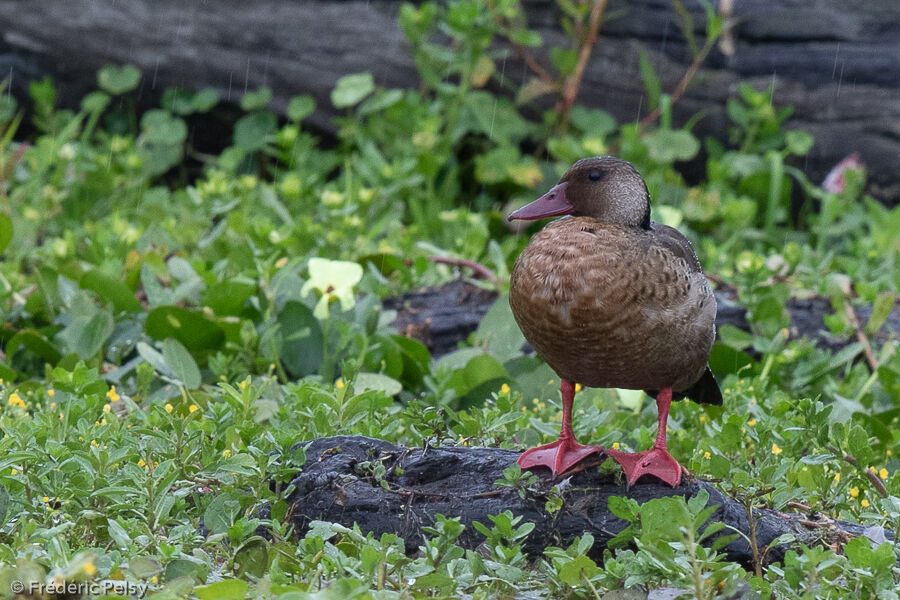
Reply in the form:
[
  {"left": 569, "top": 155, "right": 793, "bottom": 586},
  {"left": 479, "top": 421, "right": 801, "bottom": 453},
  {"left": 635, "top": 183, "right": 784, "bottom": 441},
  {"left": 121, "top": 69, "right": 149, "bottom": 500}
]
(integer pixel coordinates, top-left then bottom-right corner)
[
  {"left": 606, "top": 387, "right": 682, "bottom": 487},
  {"left": 518, "top": 379, "right": 604, "bottom": 476}
]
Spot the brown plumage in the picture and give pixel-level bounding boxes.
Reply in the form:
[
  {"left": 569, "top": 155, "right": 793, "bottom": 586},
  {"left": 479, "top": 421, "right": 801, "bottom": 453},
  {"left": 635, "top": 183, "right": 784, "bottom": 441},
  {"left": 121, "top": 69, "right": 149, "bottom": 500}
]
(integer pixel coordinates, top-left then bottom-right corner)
[{"left": 508, "top": 156, "right": 721, "bottom": 486}]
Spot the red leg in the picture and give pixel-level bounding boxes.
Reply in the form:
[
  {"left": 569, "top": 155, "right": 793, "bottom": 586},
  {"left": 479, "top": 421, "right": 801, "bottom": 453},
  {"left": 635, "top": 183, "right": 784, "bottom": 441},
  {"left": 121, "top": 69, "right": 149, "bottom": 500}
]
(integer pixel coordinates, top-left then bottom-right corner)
[
  {"left": 607, "top": 388, "right": 682, "bottom": 487},
  {"left": 518, "top": 379, "right": 604, "bottom": 476}
]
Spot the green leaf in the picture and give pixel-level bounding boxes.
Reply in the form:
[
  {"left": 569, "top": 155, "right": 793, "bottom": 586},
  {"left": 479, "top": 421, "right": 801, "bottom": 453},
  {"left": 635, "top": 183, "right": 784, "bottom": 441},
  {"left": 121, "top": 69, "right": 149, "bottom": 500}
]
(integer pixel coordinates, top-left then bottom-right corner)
[
  {"left": 6, "top": 329, "right": 62, "bottom": 364},
  {"left": 717, "top": 325, "right": 754, "bottom": 350},
  {"left": 638, "top": 50, "right": 661, "bottom": 111},
  {"left": 865, "top": 292, "right": 895, "bottom": 335},
  {"left": 842, "top": 535, "right": 871, "bottom": 568},
  {"left": 194, "top": 579, "right": 247, "bottom": 600},
  {"left": 80, "top": 270, "right": 143, "bottom": 313},
  {"left": 643, "top": 129, "right": 700, "bottom": 163},
  {"left": 192, "top": 88, "right": 219, "bottom": 113},
  {"left": 287, "top": 95, "right": 316, "bottom": 121},
  {"left": 233, "top": 537, "right": 268, "bottom": 578},
  {"left": 550, "top": 47, "right": 578, "bottom": 77},
  {"left": 331, "top": 72, "right": 375, "bottom": 108},
  {"left": 203, "top": 495, "right": 241, "bottom": 535},
  {"left": 0, "top": 213, "right": 12, "bottom": 254},
  {"left": 0, "top": 484, "right": 8, "bottom": 525},
  {"left": 233, "top": 111, "right": 277, "bottom": 151},
  {"left": 128, "top": 556, "right": 162, "bottom": 579},
  {"left": 277, "top": 301, "right": 324, "bottom": 377},
  {"left": 240, "top": 86, "right": 272, "bottom": 111},
  {"left": 107, "top": 517, "right": 132, "bottom": 549},
  {"left": 162, "top": 338, "right": 201, "bottom": 389},
  {"left": 785, "top": 130, "right": 813, "bottom": 155},
  {"left": 202, "top": 280, "right": 255, "bottom": 317},
  {"left": 97, "top": 64, "right": 141, "bottom": 95},
  {"left": 60, "top": 295, "right": 114, "bottom": 359},
  {"left": 473, "top": 295, "right": 526, "bottom": 361},
  {"left": 141, "top": 109, "right": 187, "bottom": 145},
  {"left": 145, "top": 306, "right": 225, "bottom": 352},
  {"left": 558, "top": 555, "right": 599, "bottom": 585},
  {"left": 353, "top": 372, "right": 402, "bottom": 396}
]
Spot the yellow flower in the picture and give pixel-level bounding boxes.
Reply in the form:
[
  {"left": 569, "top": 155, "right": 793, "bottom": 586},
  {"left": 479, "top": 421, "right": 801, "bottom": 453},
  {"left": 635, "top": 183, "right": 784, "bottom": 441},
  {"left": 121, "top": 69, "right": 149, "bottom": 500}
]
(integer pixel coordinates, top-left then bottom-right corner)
[
  {"left": 888, "top": 450, "right": 893, "bottom": 456},
  {"left": 238, "top": 378, "right": 249, "bottom": 391},
  {"left": 704, "top": 451, "right": 711, "bottom": 459},
  {"left": 336, "top": 378, "right": 345, "bottom": 390},
  {"left": 164, "top": 403, "right": 173, "bottom": 413},
  {"left": 8, "top": 392, "right": 24, "bottom": 408},
  {"left": 83, "top": 561, "right": 97, "bottom": 576},
  {"left": 771, "top": 443, "right": 783, "bottom": 456},
  {"left": 880, "top": 468, "right": 889, "bottom": 480},
  {"left": 861, "top": 499, "right": 870, "bottom": 508},
  {"left": 90, "top": 440, "right": 99, "bottom": 447},
  {"left": 10, "top": 468, "right": 17, "bottom": 475},
  {"left": 103, "top": 404, "right": 111, "bottom": 413},
  {"left": 500, "top": 383, "right": 510, "bottom": 395},
  {"left": 42, "top": 496, "right": 50, "bottom": 503},
  {"left": 849, "top": 487, "right": 859, "bottom": 498},
  {"left": 612, "top": 442, "right": 620, "bottom": 450},
  {"left": 50, "top": 402, "right": 56, "bottom": 409},
  {"left": 748, "top": 418, "right": 757, "bottom": 426},
  {"left": 47, "top": 389, "right": 55, "bottom": 397},
  {"left": 574, "top": 383, "right": 582, "bottom": 393},
  {"left": 106, "top": 386, "right": 120, "bottom": 402},
  {"left": 189, "top": 404, "right": 199, "bottom": 413},
  {"left": 222, "top": 449, "right": 232, "bottom": 458},
  {"left": 834, "top": 472, "right": 841, "bottom": 482},
  {"left": 138, "top": 459, "right": 147, "bottom": 468}
]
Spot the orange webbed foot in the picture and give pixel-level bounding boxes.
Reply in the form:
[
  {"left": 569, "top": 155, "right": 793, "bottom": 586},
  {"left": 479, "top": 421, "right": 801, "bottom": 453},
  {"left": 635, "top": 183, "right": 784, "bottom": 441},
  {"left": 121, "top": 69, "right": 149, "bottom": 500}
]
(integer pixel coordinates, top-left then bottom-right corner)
[
  {"left": 518, "top": 438, "right": 604, "bottom": 477},
  {"left": 606, "top": 445, "right": 682, "bottom": 488}
]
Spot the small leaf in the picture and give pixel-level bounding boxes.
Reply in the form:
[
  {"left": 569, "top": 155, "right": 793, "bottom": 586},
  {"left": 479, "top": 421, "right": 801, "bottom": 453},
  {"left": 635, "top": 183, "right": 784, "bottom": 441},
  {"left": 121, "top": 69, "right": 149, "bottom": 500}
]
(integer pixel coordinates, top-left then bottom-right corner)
[
  {"left": 162, "top": 338, "right": 201, "bottom": 389},
  {"left": 639, "top": 49, "right": 661, "bottom": 111},
  {"left": 233, "top": 537, "right": 268, "bottom": 578},
  {"left": 331, "top": 72, "right": 375, "bottom": 108},
  {"left": 194, "top": 579, "right": 248, "bottom": 600},
  {"left": 0, "top": 213, "right": 12, "bottom": 254},
  {"left": 141, "top": 110, "right": 188, "bottom": 145},
  {"left": 233, "top": 111, "right": 277, "bottom": 151},
  {"left": 80, "top": 270, "right": 143, "bottom": 313},
  {"left": 97, "top": 64, "right": 141, "bottom": 95},
  {"left": 107, "top": 518, "right": 132, "bottom": 549},
  {"left": 287, "top": 95, "right": 316, "bottom": 121},
  {"left": 0, "top": 485, "right": 9, "bottom": 525},
  {"left": 277, "top": 301, "right": 324, "bottom": 377},
  {"left": 353, "top": 372, "right": 402, "bottom": 396},
  {"left": 203, "top": 495, "right": 241, "bottom": 535},
  {"left": 240, "top": 86, "right": 272, "bottom": 111}
]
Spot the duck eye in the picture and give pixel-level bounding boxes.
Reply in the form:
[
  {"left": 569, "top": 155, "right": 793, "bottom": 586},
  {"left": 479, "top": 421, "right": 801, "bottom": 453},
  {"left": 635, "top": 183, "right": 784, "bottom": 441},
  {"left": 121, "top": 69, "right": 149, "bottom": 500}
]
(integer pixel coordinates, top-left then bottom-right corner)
[{"left": 588, "top": 170, "right": 603, "bottom": 182}]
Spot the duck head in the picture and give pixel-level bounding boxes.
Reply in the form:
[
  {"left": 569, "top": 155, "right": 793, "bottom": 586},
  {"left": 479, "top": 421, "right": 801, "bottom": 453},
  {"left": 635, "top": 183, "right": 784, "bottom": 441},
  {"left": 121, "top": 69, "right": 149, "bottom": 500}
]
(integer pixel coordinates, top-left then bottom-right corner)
[{"left": 508, "top": 156, "right": 651, "bottom": 229}]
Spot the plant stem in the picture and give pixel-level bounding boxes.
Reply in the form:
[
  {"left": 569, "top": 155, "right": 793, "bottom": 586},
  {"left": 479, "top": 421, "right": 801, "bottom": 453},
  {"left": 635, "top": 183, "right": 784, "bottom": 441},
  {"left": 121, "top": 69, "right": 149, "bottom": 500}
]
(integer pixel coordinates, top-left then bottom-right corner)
[
  {"left": 744, "top": 500, "right": 762, "bottom": 577},
  {"left": 556, "top": 0, "right": 608, "bottom": 133}
]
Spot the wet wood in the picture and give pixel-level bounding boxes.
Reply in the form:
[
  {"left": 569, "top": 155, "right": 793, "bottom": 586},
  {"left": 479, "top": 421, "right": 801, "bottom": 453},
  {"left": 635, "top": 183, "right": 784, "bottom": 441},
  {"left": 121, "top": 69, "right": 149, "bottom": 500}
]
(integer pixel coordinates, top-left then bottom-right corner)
[
  {"left": 286, "top": 435, "right": 885, "bottom": 565},
  {"left": 0, "top": 0, "right": 897, "bottom": 203},
  {"left": 387, "top": 281, "right": 899, "bottom": 359}
]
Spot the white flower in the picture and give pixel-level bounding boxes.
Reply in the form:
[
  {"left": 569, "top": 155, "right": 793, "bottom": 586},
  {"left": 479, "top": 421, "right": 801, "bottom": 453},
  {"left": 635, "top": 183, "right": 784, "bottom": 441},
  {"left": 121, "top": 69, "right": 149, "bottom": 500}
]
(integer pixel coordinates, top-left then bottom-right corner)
[{"left": 301, "top": 258, "right": 363, "bottom": 319}]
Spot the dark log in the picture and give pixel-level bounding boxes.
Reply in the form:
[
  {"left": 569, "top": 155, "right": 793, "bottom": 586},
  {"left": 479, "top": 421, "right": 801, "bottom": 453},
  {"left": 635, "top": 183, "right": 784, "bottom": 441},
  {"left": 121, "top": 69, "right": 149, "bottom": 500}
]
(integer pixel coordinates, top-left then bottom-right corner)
[
  {"left": 287, "top": 435, "right": 881, "bottom": 566},
  {"left": 0, "top": 1, "right": 898, "bottom": 203},
  {"left": 387, "top": 281, "right": 899, "bottom": 358}
]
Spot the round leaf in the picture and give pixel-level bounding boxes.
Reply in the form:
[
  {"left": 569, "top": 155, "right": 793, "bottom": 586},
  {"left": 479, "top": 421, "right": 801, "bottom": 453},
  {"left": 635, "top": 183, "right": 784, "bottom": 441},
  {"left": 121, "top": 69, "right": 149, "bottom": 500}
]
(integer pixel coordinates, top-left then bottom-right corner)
[
  {"left": 233, "top": 111, "right": 277, "bottom": 151},
  {"left": 97, "top": 64, "right": 141, "bottom": 95},
  {"left": 331, "top": 72, "right": 375, "bottom": 108}
]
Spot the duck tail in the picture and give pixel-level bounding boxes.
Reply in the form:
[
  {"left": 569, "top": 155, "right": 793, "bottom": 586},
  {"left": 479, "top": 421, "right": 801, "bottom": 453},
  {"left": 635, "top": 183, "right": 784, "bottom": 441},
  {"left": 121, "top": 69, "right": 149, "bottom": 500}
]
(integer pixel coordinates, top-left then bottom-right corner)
[{"left": 681, "top": 367, "right": 723, "bottom": 406}]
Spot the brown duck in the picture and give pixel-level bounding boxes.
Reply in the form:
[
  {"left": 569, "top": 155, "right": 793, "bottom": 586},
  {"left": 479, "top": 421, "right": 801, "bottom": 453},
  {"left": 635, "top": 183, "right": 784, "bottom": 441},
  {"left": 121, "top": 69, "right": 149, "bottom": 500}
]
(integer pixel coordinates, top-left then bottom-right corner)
[{"left": 508, "top": 156, "right": 721, "bottom": 487}]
